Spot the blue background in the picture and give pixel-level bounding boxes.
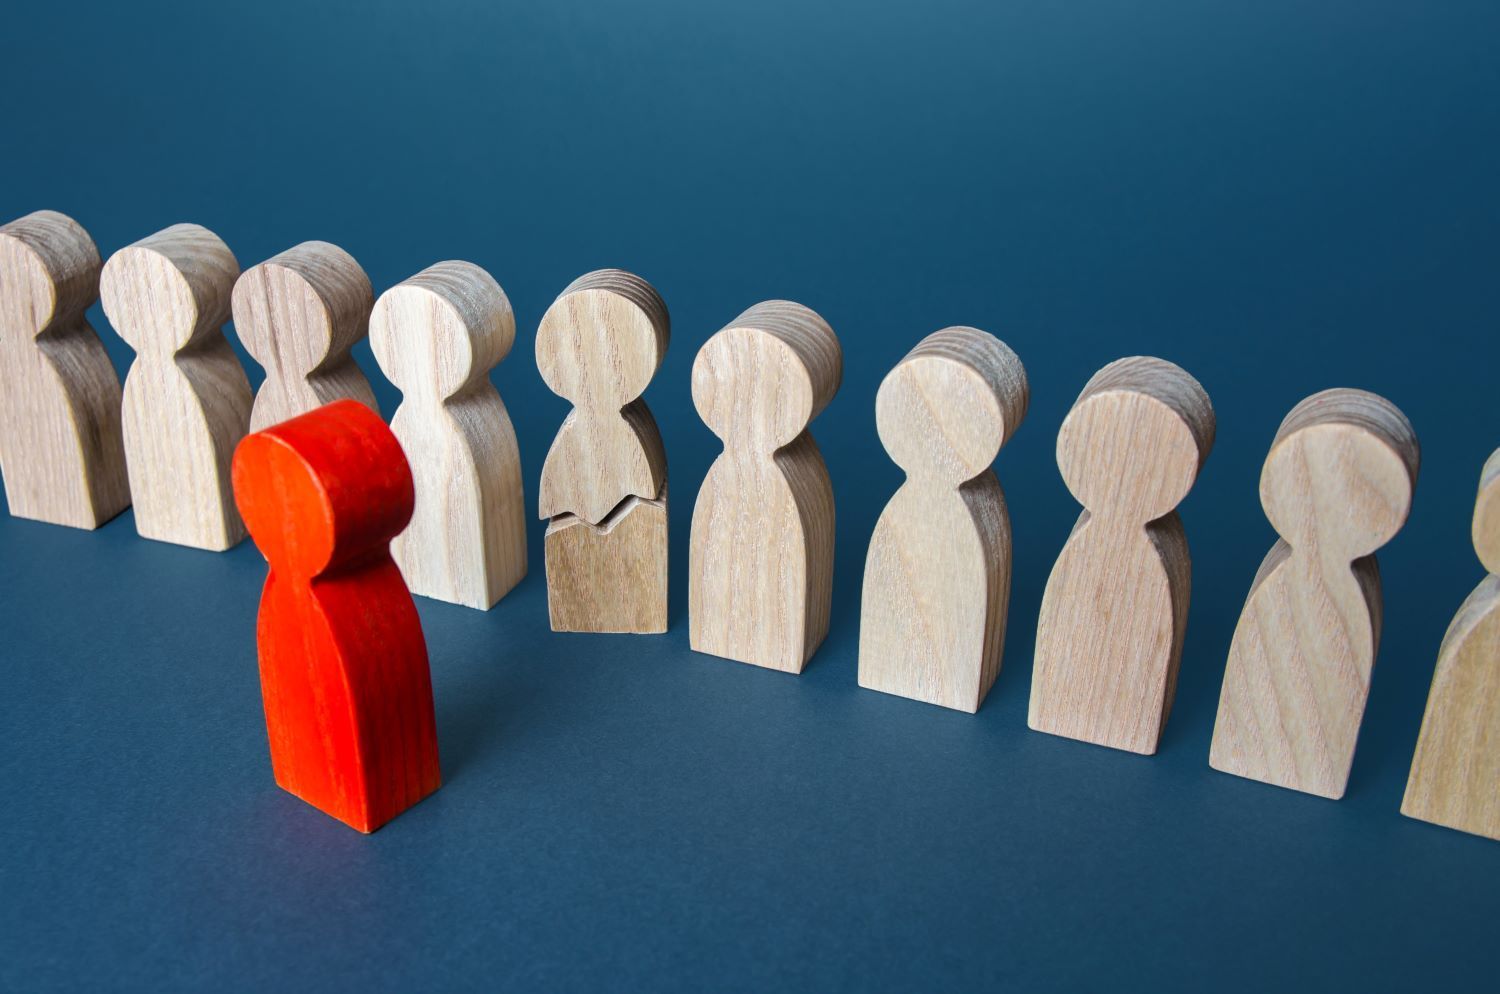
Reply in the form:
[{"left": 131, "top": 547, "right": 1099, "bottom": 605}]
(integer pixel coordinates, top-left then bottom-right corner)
[{"left": 2, "top": 1, "right": 1497, "bottom": 990}]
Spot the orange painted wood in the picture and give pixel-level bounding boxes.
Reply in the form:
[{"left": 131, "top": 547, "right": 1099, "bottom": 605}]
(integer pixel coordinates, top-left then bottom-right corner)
[{"left": 232, "top": 399, "right": 441, "bottom": 833}]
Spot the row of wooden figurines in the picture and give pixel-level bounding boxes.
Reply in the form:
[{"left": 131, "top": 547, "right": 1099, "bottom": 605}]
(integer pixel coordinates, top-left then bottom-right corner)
[{"left": 2, "top": 210, "right": 1495, "bottom": 841}]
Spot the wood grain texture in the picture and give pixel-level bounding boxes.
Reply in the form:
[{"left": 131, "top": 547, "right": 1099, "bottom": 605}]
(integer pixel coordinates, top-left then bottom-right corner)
[
  {"left": 1402, "top": 448, "right": 1500, "bottom": 839},
  {"left": 537, "top": 269, "right": 669, "bottom": 632},
  {"left": 858, "top": 327, "right": 1029, "bottom": 712},
  {"left": 100, "top": 223, "right": 252, "bottom": 550},
  {"left": 1029, "top": 356, "right": 1215, "bottom": 753},
  {"left": 689, "top": 300, "right": 842, "bottom": 673},
  {"left": 545, "top": 492, "right": 668, "bottom": 633},
  {"left": 536, "top": 269, "right": 668, "bottom": 524},
  {"left": 1210, "top": 388, "right": 1420, "bottom": 798},
  {"left": 0, "top": 210, "right": 129, "bottom": 528},
  {"left": 232, "top": 399, "right": 441, "bottom": 834},
  {"left": 232, "top": 241, "right": 379, "bottom": 432},
  {"left": 370, "top": 261, "right": 526, "bottom": 609}
]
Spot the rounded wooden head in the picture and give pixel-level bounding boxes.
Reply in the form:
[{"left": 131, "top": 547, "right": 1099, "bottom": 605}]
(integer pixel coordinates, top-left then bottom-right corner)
[
  {"left": 876, "top": 326, "right": 1028, "bottom": 486},
  {"left": 1473, "top": 448, "right": 1500, "bottom": 574},
  {"left": 536, "top": 270, "right": 668, "bottom": 410},
  {"left": 1056, "top": 356, "right": 1214, "bottom": 521},
  {"left": 0, "top": 210, "right": 100, "bottom": 338},
  {"left": 232, "top": 240, "right": 374, "bottom": 378},
  {"left": 233, "top": 399, "right": 414, "bottom": 578},
  {"left": 100, "top": 224, "right": 239, "bottom": 354},
  {"left": 1260, "top": 388, "right": 1419, "bottom": 558},
  {"left": 692, "top": 300, "right": 842, "bottom": 450},
  {"left": 371, "top": 261, "right": 514, "bottom": 400}
]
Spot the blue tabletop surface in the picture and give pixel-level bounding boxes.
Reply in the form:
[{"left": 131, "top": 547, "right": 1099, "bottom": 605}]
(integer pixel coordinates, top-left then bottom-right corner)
[{"left": 2, "top": 2, "right": 1498, "bottom": 990}]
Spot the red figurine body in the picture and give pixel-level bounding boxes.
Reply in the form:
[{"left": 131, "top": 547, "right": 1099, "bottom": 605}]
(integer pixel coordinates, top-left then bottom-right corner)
[{"left": 232, "top": 399, "right": 441, "bottom": 832}]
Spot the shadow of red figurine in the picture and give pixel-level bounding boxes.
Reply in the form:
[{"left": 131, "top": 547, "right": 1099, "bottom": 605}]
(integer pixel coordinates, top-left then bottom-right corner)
[{"left": 232, "top": 399, "right": 441, "bottom": 832}]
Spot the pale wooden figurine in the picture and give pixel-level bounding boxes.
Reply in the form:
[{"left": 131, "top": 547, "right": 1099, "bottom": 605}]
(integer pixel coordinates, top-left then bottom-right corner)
[
  {"left": 232, "top": 240, "right": 378, "bottom": 431},
  {"left": 858, "top": 327, "right": 1029, "bottom": 712},
  {"left": 1402, "top": 448, "right": 1500, "bottom": 840},
  {"left": 370, "top": 261, "right": 527, "bottom": 609},
  {"left": 1029, "top": 356, "right": 1215, "bottom": 753},
  {"left": 0, "top": 210, "right": 130, "bottom": 529},
  {"left": 689, "top": 300, "right": 842, "bottom": 673},
  {"left": 537, "top": 269, "right": 669, "bottom": 633},
  {"left": 100, "top": 223, "right": 253, "bottom": 550},
  {"left": 1210, "top": 388, "right": 1419, "bottom": 798}
]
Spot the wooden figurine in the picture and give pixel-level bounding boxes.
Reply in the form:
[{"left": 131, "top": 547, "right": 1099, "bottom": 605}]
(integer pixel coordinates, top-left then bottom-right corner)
[
  {"left": 232, "top": 399, "right": 441, "bottom": 833},
  {"left": 1402, "top": 448, "right": 1500, "bottom": 839},
  {"left": 370, "top": 261, "right": 526, "bottom": 609},
  {"left": 0, "top": 210, "right": 130, "bottom": 528},
  {"left": 1029, "top": 356, "right": 1215, "bottom": 753},
  {"left": 232, "top": 240, "right": 378, "bottom": 432},
  {"left": 858, "top": 327, "right": 1029, "bottom": 712},
  {"left": 536, "top": 269, "right": 669, "bottom": 633},
  {"left": 1209, "top": 388, "right": 1419, "bottom": 798},
  {"left": 689, "top": 300, "right": 842, "bottom": 673},
  {"left": 100, "top": 223, "right": 253, "bottom": 550}
]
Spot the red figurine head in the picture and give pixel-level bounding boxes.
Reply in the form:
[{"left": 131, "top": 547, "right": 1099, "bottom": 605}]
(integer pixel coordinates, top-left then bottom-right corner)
[{"left": 233, "top": 399, "right": 414, "bottom": 578}]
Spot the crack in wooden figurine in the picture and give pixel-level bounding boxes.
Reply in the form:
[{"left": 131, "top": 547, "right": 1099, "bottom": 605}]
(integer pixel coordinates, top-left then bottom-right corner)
[
  {"left": 1402, "top": 447, "right": 1499, "bottom": 838},
  {"left": 1210, "top": 388, "right": 1419, "bottom": 798},
  {"left": 371, "top": 261, "right": 526, "bottom": 610},
  {"left": 232, "top": 399, "right": 441, "bottom": 833},
  {"left": 689, "top": 301, "right": 842, "bottom": 673},
  {"left": 859, "top": 327, "right": 1029, "bottom": 712},
  {"left": 0, "top": 210, "right": 129, "bottom": 529},
  {"left": 232, "top": 240, "right": 378, "bottom": 432},
  {"left": 101, "top": 223, "right": 252, "bottom": 550},
  {"left": 537, "top": 269, "right": 669, "bottom": 633},
  {"left": 1029, "top": 356, "right": 1215, "bottom": 753}
]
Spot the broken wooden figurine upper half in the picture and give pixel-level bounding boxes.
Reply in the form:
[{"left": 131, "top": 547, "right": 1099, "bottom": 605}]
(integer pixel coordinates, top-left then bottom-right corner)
[{"left": 536, "top": 270, "right": 670, "bottom": 634}]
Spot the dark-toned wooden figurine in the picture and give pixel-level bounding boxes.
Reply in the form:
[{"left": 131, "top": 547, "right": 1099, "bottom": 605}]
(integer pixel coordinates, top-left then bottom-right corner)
[
  {"left": 0, "top": 209, "right": 130, "bottom": 528},
  {"left": 232, "top": 241, "right": 378, "bottom": 432}
]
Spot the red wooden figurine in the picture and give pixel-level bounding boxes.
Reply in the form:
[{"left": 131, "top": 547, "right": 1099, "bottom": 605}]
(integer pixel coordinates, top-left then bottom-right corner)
[{"left": 232, "top": 399, "right": 441, "bottom": 832}]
